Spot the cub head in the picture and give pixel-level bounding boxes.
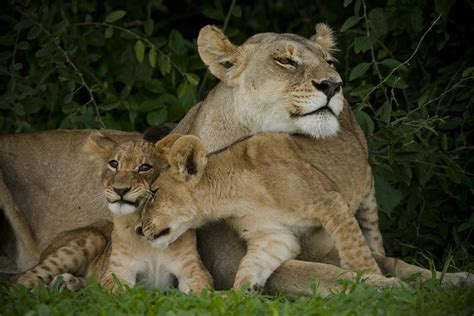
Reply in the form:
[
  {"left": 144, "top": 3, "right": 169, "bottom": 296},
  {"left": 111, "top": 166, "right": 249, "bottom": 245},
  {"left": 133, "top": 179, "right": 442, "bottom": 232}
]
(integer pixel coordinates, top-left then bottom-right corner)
[
  {"left": 84, "top": 131, "right": 165, "bottom": 216},
  {"left": 198, "top": 23, "right": 344, "bottom": 139},
  {"left": 137, "top": 134, "right": 208, "bottom": 248}
]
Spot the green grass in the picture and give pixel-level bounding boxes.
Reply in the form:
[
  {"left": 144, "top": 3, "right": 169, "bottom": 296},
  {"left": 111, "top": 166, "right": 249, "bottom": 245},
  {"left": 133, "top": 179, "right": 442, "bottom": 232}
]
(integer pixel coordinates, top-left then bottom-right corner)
[{"left": 1, "top": 277, "right": 473, "bottom": 316}]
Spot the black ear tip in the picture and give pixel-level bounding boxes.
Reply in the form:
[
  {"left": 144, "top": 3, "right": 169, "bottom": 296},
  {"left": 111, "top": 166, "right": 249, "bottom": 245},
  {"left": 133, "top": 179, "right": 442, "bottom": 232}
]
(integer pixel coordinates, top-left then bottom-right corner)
[{"left": 143, "top": 123, "right": 177, "bottom": 142}]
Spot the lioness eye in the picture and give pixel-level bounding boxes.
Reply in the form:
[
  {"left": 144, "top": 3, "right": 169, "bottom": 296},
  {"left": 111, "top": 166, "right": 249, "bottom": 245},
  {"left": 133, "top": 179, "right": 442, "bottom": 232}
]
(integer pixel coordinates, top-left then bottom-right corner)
[
  {"left": 138, "top": 163, "right": 152, "bottom": 173},
  {"left": 327, "top": 60, "right": 336, "bottom": 66},
  {"left": 275, "top": 57, "right": 298, "bottom": 68},
  {"left": 108, "top": 160, "right": 119, "bottom": 170}
]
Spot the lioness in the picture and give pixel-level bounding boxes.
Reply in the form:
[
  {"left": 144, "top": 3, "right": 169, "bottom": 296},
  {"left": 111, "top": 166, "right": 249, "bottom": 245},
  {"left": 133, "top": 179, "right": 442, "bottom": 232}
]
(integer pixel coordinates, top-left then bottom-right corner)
[
  {"left": 138, "top": 132, "right": 387, "bottom": 291},
  {"left": 16, "top": 133, "right": 212, "bottom": 293},
  {"left": 1, "top": 24, "right": 471, "bottom": 295}
]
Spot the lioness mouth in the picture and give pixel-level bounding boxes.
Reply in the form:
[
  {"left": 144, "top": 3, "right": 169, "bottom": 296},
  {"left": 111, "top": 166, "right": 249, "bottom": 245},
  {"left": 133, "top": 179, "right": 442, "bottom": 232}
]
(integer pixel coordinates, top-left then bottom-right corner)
[{"left": 296, "top": 106, "right": 334, "bottom": 117}]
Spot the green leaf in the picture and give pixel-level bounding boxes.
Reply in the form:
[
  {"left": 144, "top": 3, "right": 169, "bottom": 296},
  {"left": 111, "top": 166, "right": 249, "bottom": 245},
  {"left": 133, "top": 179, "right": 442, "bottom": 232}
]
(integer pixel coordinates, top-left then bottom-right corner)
[
  {"left": 349, "top": 83, "right": 374, "bottom": 97},
  {"left": 158, "top": 54, "right": 172, "bottom": 75},
  {"left": 99, "top": 102, "right": 120, "bottom": 111},
  {"left": 344, "top": 0, "right": 353, "bottom": 7},
  {"left": 385, "top": 75, "right": 408, "bottom": 89},
  {"left": 349, "top": 62, "right": 371, "bottom": 81},
  {"left": 140, "top": 99, "right": 163, "bottom": 112},
  {"left": 104, "top": 27, "right": 113, "bottom": 39},
  {"left": 144, "top": 19, "right": 154, "bottom": 36},
  {"left": 376, "top": 101, "right": 392, "bottom": 124},
  {"left": 64, "top": 93, "right": 73, "bottom": 104},
  {"left": 379, "top": 58, "right": 407, "bottom": 72},
  {"left": 417, "top": 89, "right": 430, "bottom": 107},
  {"left": 354, "top": 109, "right": 374, "bottom": 136},
  {"left": 27, "top": 25, "right": 42, "bottom": 40},
  {"left": 353, "top": 36, "right": 371, "bottom": 54},
  {"left": 134, "top": 40, "right": 145, "bottom": 63},
  {"left": 168, "top": 30, "right": 184, "bottom": 54},
  {"left": 105, "top": 10, "right": 126, "bottom": 23},
  {"left": 340, "top": 16, "right": 361, "bottom": 32},
  {"left": 462, "top": 66, "right": 474, "bottom": 78},
  {"left": 374, "top": 169, "right": 403, "bottom": 217},
  {"left": 147, "top": 108, "right": 167, "bottom": 126},
  {"left": 185, "top": 73, "right": 200, "bottom": 86},
  {"left": 148, "top": 49, "right": 157, "bottom": 68},
  {"left": 177, "top": 83, "right": 188, "bottom": 98}
]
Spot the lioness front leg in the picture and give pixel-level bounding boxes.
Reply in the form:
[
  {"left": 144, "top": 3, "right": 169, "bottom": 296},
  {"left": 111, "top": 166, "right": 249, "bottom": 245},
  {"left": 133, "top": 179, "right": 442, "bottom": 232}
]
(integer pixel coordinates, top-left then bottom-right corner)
[
  {"left": 233, "top": 232, "right": 300, "bottom": 291},
  {"left": 315, "top": 192, "right": 381, "bottom": 274},
  {"left": 356, "top": 175, "right": 385, "bottom": 255},
  {"left": 169, "top": 230, "right": 214, "bottom": 293}
]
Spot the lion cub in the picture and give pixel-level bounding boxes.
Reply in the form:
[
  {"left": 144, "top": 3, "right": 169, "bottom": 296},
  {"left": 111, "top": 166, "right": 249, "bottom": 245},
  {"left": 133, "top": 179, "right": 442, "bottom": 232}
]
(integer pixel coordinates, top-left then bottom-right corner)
[
  {"left": 16, "top": 132, "right": 213, "bottom": 293},
  {"left": 138, "top": 134, "right": 383, "bottom": 291}
]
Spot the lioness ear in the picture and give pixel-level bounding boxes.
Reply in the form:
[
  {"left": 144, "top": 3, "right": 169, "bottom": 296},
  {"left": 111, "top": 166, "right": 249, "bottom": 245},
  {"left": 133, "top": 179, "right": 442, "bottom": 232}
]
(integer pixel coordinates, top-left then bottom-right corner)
[
  {"left": 84, "top": 131, "right": 118, "bottom": 162},
  {"left": 168, "top": 135, "right": 208, "bottom": 184},
  {"left": 154, "top": 133, "right": 183, "bottom": 157},
  {"left": 311, "top": 23, "right": 337, "bottom": 52},
  {"left": 198, "top": 25, "right": 244, "bottom": 86}
]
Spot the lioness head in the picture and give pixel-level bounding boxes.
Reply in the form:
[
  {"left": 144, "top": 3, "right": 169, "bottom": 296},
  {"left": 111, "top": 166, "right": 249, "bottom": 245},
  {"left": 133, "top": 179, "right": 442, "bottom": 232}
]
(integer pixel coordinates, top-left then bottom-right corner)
[
  {"left": 84, "top": 132, "right": 164, "bottom": 215},
  {"left": 137, "top": 134, "right": 208, "bottom": 247},
  {"left": 198, "top": 23, "right": 343, "bottom": 138}
]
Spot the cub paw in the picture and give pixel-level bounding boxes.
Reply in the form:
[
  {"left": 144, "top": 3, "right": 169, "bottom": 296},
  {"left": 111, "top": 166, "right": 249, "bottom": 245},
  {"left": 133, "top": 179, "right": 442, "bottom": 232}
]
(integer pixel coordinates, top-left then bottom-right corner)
[{"left": 51, "top": 273, "right": 85, "bottom": 292}]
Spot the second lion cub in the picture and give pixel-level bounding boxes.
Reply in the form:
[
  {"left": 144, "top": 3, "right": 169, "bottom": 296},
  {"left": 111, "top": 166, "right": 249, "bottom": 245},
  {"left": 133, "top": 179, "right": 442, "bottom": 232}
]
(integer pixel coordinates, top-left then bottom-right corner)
[
  {"left": 138, "top": 133, "right": 387, "bottom": 290},
  {"left": 16, "top": 132, "right": 212, "bottom": 293}
]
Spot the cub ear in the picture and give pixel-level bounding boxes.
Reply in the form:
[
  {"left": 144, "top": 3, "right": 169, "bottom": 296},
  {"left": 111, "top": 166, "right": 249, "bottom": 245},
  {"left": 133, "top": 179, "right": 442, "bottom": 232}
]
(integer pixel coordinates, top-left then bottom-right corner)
[
  {"left": 83, "top": 131, "right": 118, "bottom": 162},
  {"left": 311, "top": 23, "right": 337, "bottom": 52},
  {"left": 154, "top": 133, "right": 184, "bottom": 157},
  {"left": 197, "top": 25, "right": 245, "bottom": 86},
  {"left": 167, "top": 135, "right": 208, "bottom": 185}
]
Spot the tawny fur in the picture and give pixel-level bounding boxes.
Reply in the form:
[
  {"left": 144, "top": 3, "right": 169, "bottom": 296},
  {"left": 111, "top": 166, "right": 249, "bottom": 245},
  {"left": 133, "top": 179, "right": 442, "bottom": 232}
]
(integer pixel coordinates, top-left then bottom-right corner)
[
  {"left": 16, "top": 136, "right": 212, "bottom": 293},
  {"left": 1, "top": 24, "right": 471, "bottom": 294}
]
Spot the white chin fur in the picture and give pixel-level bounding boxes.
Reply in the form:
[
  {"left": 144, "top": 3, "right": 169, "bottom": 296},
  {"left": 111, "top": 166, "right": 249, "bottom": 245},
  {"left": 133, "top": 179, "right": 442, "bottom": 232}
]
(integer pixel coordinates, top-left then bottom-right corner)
[
  {"left": 108, "top": 202, "right": 137, "bottom": 215},
  {"left": 295, "top": 113, "right": 340, "bottom": 139}
]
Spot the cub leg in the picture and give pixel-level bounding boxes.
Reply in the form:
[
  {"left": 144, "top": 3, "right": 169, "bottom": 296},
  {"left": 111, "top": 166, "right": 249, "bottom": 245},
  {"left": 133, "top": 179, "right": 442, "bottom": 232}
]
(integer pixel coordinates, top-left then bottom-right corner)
[
  {"left": 266, "top": 260, "right": 400, "bottom": 296},
  {"left": 374, "top": 254, "right": 473, "bottom": 287},
  {"left": 16, "top": 229, "right": 106, "bottom": 289},
  {"left": 233, "top": 231, "right": 300, "bottom": 291},
  {"left": 315, "top": 192, "right": 381, "bottom": 274},
  {"left": 100, "top": 244, "right": 138, "bottom": 292},
  {"left": 168, "top": 230, "right": 213, "bottom": 293},
  {"left": 356, "top": 175, "right": 385, "bottom": 255}
]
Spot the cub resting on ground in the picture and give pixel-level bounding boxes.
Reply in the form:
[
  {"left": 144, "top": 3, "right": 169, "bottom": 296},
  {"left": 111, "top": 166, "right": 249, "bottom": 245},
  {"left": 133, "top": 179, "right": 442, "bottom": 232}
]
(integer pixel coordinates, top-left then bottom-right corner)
[
  {"left": 1, "top": 23, "right": 471, "bottom": 295},
  {"left": 138, "top": 132, "right": 388, "bottom": 291},
  {"left": 16, "top": 134, "right": 212, "bottom": 293}
]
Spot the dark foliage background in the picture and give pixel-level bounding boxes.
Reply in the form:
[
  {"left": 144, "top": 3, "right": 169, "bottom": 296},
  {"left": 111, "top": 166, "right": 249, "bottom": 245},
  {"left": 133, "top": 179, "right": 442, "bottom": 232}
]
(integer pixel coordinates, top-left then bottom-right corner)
[{"left": 0, "top": 0, "right": 472, "bottom": 270}]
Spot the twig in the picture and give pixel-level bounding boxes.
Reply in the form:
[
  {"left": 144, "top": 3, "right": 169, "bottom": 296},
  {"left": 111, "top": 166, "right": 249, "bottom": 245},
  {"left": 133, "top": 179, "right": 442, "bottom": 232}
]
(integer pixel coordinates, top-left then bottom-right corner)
[
  {"left": 362, "top": 15, "right": 442, "bottom": 104},
  {"left": 362, "top": 0, "right": 389, "bottom": 105},
  {"left": 10, "top": 32, "right": 19, "bottom": 94}
]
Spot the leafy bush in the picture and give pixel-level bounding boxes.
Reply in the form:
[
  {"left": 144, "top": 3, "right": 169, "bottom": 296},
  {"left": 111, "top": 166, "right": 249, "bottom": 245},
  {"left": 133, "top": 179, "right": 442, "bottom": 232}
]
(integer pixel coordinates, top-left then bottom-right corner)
[{"left": 0, "top": 0, "right": 472, "bottom": 269}]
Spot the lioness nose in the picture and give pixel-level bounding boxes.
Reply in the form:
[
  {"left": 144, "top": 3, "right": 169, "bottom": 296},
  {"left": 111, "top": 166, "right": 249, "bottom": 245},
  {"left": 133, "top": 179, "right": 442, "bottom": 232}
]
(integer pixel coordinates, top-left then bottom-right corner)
[
  {"left": 113, "top": 187, "right": 131, "bottom": 197},
  {"left": 312, "top": 80, "right": 342, "bottom": 100}
]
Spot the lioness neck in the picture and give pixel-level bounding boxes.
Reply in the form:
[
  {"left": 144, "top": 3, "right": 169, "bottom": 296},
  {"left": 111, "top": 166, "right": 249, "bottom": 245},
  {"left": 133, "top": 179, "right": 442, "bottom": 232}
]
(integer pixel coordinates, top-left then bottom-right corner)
[{"left": 187, "top": 84, "right": 251, "bottom": 152}]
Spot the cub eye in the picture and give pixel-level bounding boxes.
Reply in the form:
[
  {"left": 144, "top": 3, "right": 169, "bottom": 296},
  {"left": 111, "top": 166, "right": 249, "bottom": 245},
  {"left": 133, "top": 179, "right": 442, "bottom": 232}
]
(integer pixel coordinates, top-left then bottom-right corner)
[
  {"left": 108, "top": 160, "right": 119, "bottom": 170},
  {"left": 138, "top": 163, "right": 152, "bottom": 173},
  {"left": 274, "top": 57, "right": 299, "bottom": 68},
  {"left": 327, "top": 60, "right": 335, "bottom": 66}
]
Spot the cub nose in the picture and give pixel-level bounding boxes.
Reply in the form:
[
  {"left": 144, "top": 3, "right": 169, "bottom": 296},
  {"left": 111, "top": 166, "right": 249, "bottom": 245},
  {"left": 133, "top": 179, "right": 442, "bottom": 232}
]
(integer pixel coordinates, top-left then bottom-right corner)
[
  {"left": 135, "top": 225, "right": 144, "bottom": 236},
  {"left": 312, "top": 80, "right": 342, "bottom": 100},
  {"left": 113, "top": 187, "right": 131, "bottom": 197}
]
